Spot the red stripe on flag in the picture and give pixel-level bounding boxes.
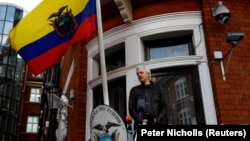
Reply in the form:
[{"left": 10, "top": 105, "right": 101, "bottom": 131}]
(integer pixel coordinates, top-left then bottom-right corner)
[
  {"left": 28, "top": 15, "right": 97, "bottom": 75},
  {"left": 27, "top": 41, "right": 70, "bottom": 75},
  {"left": 71, "top": 14, "right": 97, "bottom": 44}
]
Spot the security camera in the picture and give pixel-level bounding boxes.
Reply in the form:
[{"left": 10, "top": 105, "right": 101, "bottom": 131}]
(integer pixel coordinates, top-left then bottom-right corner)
[
  {"left": 212, "top": 1, "right": 231, "bottom": 24},
  {"left": 227, "top": 32, "right": 245, "bottom": 46}
]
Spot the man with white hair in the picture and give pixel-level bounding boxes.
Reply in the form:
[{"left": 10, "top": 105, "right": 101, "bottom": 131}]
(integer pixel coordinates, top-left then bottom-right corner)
[{"left": 129, "top": 65, "right": 167, "bottom": 129}]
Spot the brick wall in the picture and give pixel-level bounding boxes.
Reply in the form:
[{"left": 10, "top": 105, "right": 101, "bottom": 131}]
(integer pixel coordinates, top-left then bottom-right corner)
[
  {"left": 60, "top": 0, "right": 250, "bottom": 140},
  {"left": 201, "top": 0, "right": 250, "bottom": 124},
  {"left": 59, "top": 41, "right": 88, "bottom": 141}
]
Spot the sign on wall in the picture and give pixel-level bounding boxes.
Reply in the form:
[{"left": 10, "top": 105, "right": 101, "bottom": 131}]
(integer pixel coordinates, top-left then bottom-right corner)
[{"left": 90, "top": 104, "right": 128, "bottom": 141}]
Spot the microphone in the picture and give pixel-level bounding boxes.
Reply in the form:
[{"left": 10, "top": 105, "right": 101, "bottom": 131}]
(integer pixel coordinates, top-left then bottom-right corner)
[{"left": 137, "top": 99, "right": 145, "bottom": 124}]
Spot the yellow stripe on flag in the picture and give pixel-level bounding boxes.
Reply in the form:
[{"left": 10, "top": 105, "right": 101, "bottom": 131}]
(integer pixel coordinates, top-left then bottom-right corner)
[{"left": 9, "top": 0, "right": 89, "bottom": 52}]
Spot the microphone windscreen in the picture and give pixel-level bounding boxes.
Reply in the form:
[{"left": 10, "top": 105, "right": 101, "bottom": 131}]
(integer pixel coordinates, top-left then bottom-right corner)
[{"left": 137, "top": 99, "right": 145, "bottom": 111}]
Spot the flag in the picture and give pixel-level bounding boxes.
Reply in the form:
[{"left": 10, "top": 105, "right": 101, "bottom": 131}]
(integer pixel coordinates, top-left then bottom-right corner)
[{"left": 9, "top": 0, "right": 96, "bottom": 75}]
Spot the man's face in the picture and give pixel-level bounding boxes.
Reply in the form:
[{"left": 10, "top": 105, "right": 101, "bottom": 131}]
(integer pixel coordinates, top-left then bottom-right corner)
[{"left": 136, "top": 67, "right": 150, "bottom": 84}]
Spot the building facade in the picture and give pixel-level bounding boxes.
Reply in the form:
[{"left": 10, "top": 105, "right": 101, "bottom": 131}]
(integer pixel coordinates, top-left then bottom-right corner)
[
  {"left": 0, "top": 3, "right": 26, "bottom": 141},
  {"left": 17, "top": 69, "right": 43, "bottom": 141},
  {"left": 16, "top": 0, "right": 250, "bottom": 141},
  {"left": 63, "top": 0, "right": 250, "bottom": 141},
  {"left": 0, "top": 2, "right": 44, "bottom": 141}
]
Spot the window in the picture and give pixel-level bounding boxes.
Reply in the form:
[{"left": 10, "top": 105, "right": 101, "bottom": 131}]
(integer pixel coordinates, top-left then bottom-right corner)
[
  {"left": 6, "top": 6, "right": 15, "bottom": 22},
  {"left": 94, "top": 44, "right": 125, "bottom": 76},
  {"left": 179, "top": 107, "right": 194, "bottom": 125},
  {"left": 1, "top": 35, "right": 8, "bottom": 47},
  {"left": 3, "top": 21, "right": 13, "bottom": 34},
  {"left": 151, "top": 66, "right": 205, "bottom": 124},
  {"left": 0, "top": 5, "right": 7, "bottom": 20},
  {"left": 144, "top": 31, "right": 194, "bottom": 61},
  {"left": 93, "top": 76, "right": 126, "bottom": 118},
  {"left": 0, "top": 21, "right": 3, "bottom": 34},
  {"left": 175, "top": 77, "right": 188, "bottom": 100},
  {"left": 26, "top": 116, "right": 38, "bottom": 133},
  {"left": 29, "top": 88, "right": 41, "bottom": 102},
  {"left": 13, "top": 8, "right": 23, "bottom": 26},
  {"left": 105, "top": 46, "right": 125, "bottom": 72}
]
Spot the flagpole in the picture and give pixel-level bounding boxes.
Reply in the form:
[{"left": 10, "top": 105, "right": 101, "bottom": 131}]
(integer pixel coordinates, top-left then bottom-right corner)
[{"left": 95, "top": 0, "right": 109, "bottom": 105}]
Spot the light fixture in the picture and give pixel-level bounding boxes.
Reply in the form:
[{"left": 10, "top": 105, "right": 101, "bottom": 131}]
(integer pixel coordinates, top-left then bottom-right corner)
[
  {"left": 226, "top": 32, "right": 245, "bottom": 46},
  {"left": 214, "top": 32, "right": 245, "bottom": 81},
  {"left": 212, "top": 1, "right": 231, "bottom": 24}
]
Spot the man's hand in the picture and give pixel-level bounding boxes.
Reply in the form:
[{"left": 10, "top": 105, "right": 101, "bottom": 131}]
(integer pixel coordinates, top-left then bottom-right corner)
[{"left": 142, "top": 119, "right": 148, "bottom": 125}]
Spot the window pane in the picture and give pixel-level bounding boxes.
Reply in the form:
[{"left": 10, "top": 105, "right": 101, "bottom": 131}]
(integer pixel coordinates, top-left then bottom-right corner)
[
  {"left": 30, "top": 94, "right": 35, "bottom": 101},
  {"left": 31, "top": 88, "right": 39, "bottom": 93},
  {"left": 144, "top": 32, "right": 194, "bottom": 61},
  {"left": 13, "top": 8, "right": 23, "bottom": 26},
  {"left": 3, "top": 21, "right": 13, "bottom": 34},
  {"left": 30, "top": 88, "right": 41, "bottom": 102},
  {"left": 27, "top": 117, "right": 32, "bottom": 123},
  {"left": 151, "top": 66, "right": 205, "bottom": 124},
  {"left": 26, "top": 124, "right": 32, "bottom": 132},
  {"left": 0, "top": 114, "right": 8, "bottom": 131},
  {"left": 0, "top": 36, "right": 2, "bottom": 51},
  {"left": 105, "top": 47, "right": 125, "bottom": 72},
  {"left": 33, "top": 117, "right": 38, "bottom": 123},
  {"left": 93, "top": 77, "right": 126, "bottom": 118},
  {"left": 175, "top": 77, "right": 188, "bottom": 99},
  {"left": 26, "top": 116, "right": 38, "bottom": 133},
  {"left": 10, "top": 100, "right": 16, "bottom": 113},
  {"left": 96, "top": 44, "right": 125, "bottom": 75},
  {"left": 32, "top": 124, "right": 38, "bottom": 132},
  {"left": 1, "top": 35, "right": 8, "bottom": 46},
  {"left": 4, "top": 83, "right": 12, "bottom": 97},
  {"left": 0, "top": 21, "right": 3, "bottom": 34},
  {"left": 0, "top": 5, "right": 6, "bottom": 20},
  {"left": 149, "top": 44, "right": 189, "bottom": 60},
  {"left": 36, "top": 95, "right": 41, "bottom": 102},
  {"left": 108, "top": 77, "right": 126, "bottom": 118},
  {"left": 6, "top": 6, "right": 15, "bottom": 22},
  {"left": 7, "top": 117, "right": 15, "bottom": 132}
]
